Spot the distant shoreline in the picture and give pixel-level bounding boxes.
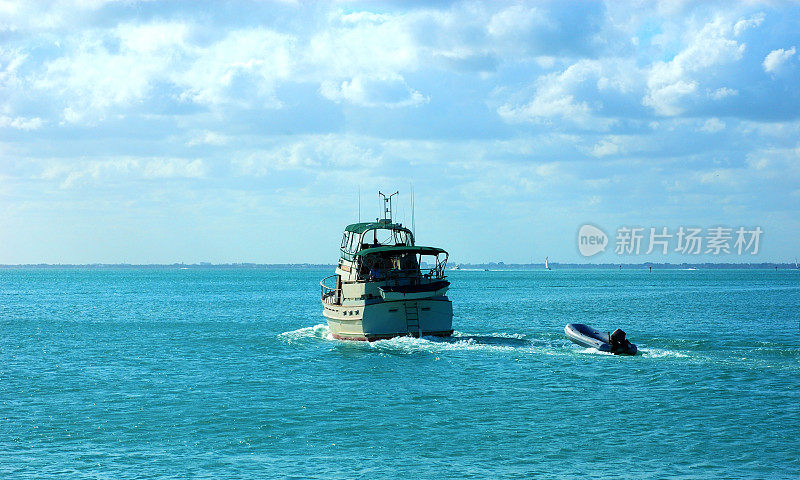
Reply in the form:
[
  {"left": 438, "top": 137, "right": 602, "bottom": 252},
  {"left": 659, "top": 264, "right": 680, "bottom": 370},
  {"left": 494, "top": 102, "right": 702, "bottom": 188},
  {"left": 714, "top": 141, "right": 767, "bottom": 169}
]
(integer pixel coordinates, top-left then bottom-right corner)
[{"left": 1, "top": 262, "right": 797, "bottom": 270}]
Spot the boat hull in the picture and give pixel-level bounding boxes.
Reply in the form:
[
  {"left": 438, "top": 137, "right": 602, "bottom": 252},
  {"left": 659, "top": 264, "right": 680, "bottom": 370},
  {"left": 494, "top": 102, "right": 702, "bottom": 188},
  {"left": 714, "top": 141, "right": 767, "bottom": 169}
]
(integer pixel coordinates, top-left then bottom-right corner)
[
  {"left": 323, "top": 297, "right": 453, "bottom": 341},
  {"left": 564, "top": 323, "right": 637, "bottom": 355}
]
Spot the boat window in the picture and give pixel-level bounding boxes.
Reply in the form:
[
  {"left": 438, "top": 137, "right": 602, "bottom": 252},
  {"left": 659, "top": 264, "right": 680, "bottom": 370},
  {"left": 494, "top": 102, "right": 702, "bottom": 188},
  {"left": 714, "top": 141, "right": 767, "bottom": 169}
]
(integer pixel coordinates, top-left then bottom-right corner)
[
  {"left": 393, "top": 229, "right": 412, "bottom": 246},
  {"left": 342, "top": 232, "right": 358, "bottom": 254},
  {"left": 347, "top": 233, "right": 361, "bottom": 253},
  {"left": 342, "top": 227, "right": 413, "bottom": 259},
  {"left": 363, "top": 228, "right": 412, "bottom": 247}
]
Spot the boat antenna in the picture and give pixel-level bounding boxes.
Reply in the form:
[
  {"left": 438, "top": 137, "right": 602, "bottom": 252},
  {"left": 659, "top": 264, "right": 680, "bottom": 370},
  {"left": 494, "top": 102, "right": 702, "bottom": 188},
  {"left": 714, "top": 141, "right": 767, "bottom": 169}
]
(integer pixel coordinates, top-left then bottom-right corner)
[
  {"left": 411, "top": 184, "right": 415, "bottom": 238},
  {"left": 378, "top": 190, "right": 398, "bottom": 222},
  {"left": 358, "top": 185, "right": 361, "bottom": 223}
]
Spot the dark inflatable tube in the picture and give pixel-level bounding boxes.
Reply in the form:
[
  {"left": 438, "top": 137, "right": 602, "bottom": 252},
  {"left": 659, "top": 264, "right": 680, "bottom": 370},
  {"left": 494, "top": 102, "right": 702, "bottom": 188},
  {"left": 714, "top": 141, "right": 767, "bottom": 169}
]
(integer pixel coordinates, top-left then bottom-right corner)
[{"left": 564, "top": 323, "right": 637, "bottom": 355}]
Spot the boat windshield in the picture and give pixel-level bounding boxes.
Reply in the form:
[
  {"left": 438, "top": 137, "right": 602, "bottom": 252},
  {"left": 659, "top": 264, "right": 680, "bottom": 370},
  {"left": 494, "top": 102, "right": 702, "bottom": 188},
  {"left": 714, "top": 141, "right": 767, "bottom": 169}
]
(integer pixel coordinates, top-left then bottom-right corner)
[{"left": 360, "top": 228, "right": 412, "bottom": 248}]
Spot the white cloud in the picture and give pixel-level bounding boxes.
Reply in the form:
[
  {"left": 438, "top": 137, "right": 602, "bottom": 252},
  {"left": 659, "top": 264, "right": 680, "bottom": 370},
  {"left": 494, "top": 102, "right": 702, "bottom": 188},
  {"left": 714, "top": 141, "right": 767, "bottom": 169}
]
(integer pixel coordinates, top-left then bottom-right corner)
[
  {"left": 487, "top": 5, "right": 548, "bottom": 39},
  {"left": 37, "top": 22, "right": 190, "bottom": 120},
  {"left": 748, "top": 156, "right": 769, "bottom": 170},
  {"left": 0, "top": 0, "right": 118, "bottom": 33},
  {"left": 700, "top": 117, "right": 725, "bottom": 133},
  {"left": 763, "top": 47, "right": 796, "bottom": 73},
  {"left": 234, "top": 135, "right": 381, "bottom": 175},
  {"left": 498, "top": 92, "right": 590, "bottom": 124},
  {"left": 710, "top": 87, "right": 738, "bottom": 100},
  {"left": 186, "top": 131, "right": 230, "bottom": 147},
  {"left": 643, "top": 78, "right": 698, "bottom": 116},
  {"left": 497, "top": 59, "right": 634, "bottom": 130},
  {"left": 590, "top": 138, "right": 621, "bottom": 157},
  {"left": 733, "top": 12, "right": 765, "bottom": 36},
  {"left": 175, "top": 29, "right": 293, "bottom": 107},
  {"left": 33, "top": 23, "right": 296, "bottom": 121},
  {"left": 38, "top": 158, "right": 206, "bottom": 188},
  {"left": 743, "top": 146, "right": 800, "bottom": 176},
  {"left": 32, "top": 7, "right": 457, "bottom": 121},
  {"left": 319, "top": 74, "right": 428, "bottom": 108},
  {"left": 0, "top": 114, "right": 42, "bottom": 130},
  {"left": 644, "top": 16, "right": 746, "bottom": 115},
  {"left": 308, "top": 10, "right": 419, "bottom": 80},
  {"left": 339, "top": 11, "right": 391, "bottom": 25},
  {"left": 0, "top": 47, "right": 26, "bottom": 86},
  {"left": 143, "top": 159, "right": 206, "bottom": 179},
  {"left": 697, "top": 168, "right": 739, "bottom": 186},
  {"left": 53, "top": 158, "right": 139, "bottom": 188}
]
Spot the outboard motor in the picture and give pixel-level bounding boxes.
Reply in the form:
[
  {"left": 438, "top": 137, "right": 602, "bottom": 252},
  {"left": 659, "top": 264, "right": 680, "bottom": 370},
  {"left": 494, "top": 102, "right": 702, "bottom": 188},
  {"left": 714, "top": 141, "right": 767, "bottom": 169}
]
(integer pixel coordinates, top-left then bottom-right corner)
[{"left": 610, "top": 328, "right": 627, "bottom": 347}]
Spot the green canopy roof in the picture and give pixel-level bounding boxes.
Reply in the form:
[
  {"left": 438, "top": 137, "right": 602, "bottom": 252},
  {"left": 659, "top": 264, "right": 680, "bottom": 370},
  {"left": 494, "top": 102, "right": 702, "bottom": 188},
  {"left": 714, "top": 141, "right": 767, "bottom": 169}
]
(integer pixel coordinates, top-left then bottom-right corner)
[
  {"left": 345, "top": 220, "right": 409, "bottom": 234},
  {"left": 355, "top": 245, "right": 447, "bottom": 257}
]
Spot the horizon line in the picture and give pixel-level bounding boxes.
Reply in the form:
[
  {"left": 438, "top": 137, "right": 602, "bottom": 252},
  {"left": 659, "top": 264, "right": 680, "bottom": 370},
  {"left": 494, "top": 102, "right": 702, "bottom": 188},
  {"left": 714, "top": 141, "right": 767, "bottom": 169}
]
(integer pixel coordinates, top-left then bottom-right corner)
[{"left": 1, "top": 262, "right": 798, "bottom": 269}]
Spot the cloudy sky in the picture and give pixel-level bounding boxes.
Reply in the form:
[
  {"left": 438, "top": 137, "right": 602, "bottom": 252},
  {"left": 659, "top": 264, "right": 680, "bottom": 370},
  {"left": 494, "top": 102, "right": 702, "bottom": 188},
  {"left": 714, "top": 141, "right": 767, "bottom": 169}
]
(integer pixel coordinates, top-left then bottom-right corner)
[{"left": 1, "top": 0, "right": 799, "bottom": 264}]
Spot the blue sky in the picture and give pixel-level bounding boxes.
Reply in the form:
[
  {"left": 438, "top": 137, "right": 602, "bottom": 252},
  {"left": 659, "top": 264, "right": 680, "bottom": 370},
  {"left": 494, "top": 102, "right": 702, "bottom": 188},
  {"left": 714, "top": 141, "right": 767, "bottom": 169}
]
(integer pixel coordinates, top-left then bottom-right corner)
[{"left": 1, "top": 0, "right": 799, "bottom": 264}]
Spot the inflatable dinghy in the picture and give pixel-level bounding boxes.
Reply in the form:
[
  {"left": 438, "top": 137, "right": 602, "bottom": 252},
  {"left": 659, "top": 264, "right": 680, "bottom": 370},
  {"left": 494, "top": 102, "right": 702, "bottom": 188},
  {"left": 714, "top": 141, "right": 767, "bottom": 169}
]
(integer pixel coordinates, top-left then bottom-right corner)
[{"left": 564, "top": 323, "right": 637, "bottom": 355}]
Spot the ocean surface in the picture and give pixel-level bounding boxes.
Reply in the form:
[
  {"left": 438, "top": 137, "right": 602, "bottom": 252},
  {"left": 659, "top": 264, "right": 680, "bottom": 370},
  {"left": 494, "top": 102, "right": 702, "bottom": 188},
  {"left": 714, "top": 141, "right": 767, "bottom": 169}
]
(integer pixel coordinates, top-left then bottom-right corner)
[{"left": 2, "top": 268, "right": 799, "bottom": 479}]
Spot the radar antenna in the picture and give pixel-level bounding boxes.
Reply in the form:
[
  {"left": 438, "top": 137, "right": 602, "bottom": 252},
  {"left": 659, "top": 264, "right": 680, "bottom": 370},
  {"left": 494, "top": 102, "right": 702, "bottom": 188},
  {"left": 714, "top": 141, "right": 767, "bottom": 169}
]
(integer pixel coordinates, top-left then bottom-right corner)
[{"left": 378, "top": 191, "right": 398, "bottom": 222}]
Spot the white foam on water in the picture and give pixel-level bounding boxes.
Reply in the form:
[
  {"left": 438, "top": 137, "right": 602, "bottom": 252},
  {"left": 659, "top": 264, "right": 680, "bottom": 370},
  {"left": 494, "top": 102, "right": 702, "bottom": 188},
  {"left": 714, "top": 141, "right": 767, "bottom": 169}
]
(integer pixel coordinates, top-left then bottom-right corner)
[
  {"left": 639, "top": 348, "right": 689, "bottom": 358},
  {"left": 574, "top": 346, "right": 689, "bottom": 358},
  {"left": 278, "top": 323, "right": 331, "bottom": 343},
  {"left": 578, "top": 347, "right": 614, "bottom": 356},
  {"left": 367, "top": 334, "right": 523, "bottom": 354},
  {"left": 455, "top": 331, "right": 527, "bottom": 340},
  {"left": 279, "top": 324, "right": 545, "bottom": 354}
]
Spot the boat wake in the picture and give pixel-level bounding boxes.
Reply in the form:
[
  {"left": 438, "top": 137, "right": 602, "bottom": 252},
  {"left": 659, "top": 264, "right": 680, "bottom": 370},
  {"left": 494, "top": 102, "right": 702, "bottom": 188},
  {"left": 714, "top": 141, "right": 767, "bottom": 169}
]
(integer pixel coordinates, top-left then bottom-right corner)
[
  {"left": 278, "top": 325, "right": 564, "bottom": 354},
  {"left": 575, "top": 346, "right": 689, "bottom": 358},
  {"left": 637, "top": 347, "right": 689, "bottom": 358},
  {"left": 278, "top": 324, "right": 333, "bottom": 343},
  {"left": 278, "top": 325, "right": 691, "bottom": 359},
  {"left": 367, "top": 332, "right": 534, "bottom": 354}
]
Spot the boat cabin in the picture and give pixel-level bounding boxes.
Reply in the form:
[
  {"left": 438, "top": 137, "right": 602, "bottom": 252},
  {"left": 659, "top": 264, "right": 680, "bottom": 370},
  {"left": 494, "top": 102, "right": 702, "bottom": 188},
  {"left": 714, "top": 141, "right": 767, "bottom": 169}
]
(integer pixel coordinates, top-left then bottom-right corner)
[{"left": 337, "top": 220, "right": 448, "bottom": 282}]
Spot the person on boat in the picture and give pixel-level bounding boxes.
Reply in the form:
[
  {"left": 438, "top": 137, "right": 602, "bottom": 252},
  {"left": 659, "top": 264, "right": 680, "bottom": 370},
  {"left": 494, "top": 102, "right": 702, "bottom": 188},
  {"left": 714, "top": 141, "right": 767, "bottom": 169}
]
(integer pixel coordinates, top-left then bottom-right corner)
[
  {"left": 369, "top": 264, "right": 383, "bottom": 281},
  {"left": 400, "top": 252, "right": 418, "bottom": 272}
]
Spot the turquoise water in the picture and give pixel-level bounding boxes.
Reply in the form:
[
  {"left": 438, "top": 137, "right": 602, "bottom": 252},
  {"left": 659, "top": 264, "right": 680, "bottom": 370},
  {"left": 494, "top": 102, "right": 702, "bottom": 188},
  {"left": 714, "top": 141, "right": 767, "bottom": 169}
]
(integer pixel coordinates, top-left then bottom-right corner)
[{"left": 2, "top": 268, "right": 799, "bottom": 479}]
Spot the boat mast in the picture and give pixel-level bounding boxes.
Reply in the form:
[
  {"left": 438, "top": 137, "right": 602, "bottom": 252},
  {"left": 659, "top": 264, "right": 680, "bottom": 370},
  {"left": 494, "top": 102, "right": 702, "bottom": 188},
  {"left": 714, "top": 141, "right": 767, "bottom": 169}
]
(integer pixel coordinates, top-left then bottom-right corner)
[{"left": 379, "top": 191, "right": 398, "bottom": 222}]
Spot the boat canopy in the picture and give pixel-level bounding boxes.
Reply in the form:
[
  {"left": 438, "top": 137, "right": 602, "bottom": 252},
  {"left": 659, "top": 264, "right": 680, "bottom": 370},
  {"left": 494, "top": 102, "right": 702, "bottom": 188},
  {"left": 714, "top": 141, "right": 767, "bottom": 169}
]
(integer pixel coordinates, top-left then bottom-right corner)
[
  {"left": 355, "top": 245, "right": 447, "bottom": 257},
  {"left": 345, "top": 220, "right": 408, "bottom": 234},
  {"left": 340, "top": 220, "right": 416, "bottom": 261}
]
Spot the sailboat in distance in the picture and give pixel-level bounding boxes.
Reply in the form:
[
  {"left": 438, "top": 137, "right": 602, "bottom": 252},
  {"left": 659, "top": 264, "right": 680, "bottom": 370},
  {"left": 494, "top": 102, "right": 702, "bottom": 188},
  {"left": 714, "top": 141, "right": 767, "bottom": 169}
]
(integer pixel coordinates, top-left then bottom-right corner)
[{"left": 545, "top": 256, "right": 551, "bottom": 270}]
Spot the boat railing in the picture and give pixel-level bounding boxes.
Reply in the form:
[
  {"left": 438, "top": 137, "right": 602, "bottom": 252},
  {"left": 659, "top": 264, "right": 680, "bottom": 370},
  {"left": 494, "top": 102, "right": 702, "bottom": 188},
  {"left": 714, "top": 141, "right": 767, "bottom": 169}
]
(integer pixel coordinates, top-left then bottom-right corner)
[
  {"left": 320, "top": 274, "right": 341, "bottom": 305},
  {"left": 419, "top": 256, "right": 448, "bottom": 279},
  {"left": 363, "top": 267, "right": 446, "bottom": 283}
]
